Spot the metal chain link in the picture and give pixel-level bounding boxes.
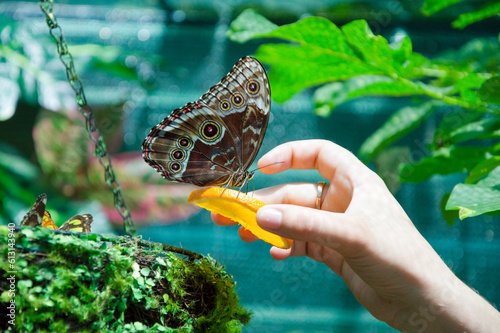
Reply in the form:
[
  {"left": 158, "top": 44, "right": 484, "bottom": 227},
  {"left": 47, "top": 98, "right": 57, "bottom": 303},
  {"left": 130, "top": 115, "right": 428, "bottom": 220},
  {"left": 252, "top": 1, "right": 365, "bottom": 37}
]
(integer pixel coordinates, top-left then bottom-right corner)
[{"left": 39, "top": 0, "right": 136, "bottom": 236}]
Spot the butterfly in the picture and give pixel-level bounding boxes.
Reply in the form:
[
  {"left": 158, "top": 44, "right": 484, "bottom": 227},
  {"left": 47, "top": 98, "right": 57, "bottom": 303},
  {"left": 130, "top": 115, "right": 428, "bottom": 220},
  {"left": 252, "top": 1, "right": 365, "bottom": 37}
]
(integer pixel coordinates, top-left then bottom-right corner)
[
  {"left": 20, "top": 193, "right": 93, "bottom": 233},
  {"left": 142, "top": 56, "right": 271, "bottom": 189}
]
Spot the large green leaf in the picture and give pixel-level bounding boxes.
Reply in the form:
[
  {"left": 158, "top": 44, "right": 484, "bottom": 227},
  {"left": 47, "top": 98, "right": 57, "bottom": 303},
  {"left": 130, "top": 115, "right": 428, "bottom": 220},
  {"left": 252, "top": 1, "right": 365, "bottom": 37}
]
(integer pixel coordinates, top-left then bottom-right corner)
[
  {"left": 227, "top": 10, "right": 423, "bottom": 103},
  {"left": 340, "top": 20, "right": 413, "bottom": 75},
  {"left": 452, "top": 1, "right": 500, "bottom": 29},
  {"left": 477, "top": 76, "right": 500, "bottom": 104},
  {"left": 446, "top": 166, "right": 500, "bottom": 219},
  {"left": 359, "top": 101, "right": 440, "bottom": 163},
  {"left": 255, "top": 44, "right": 380, "bottom": 102},
  {"left": 313, "top": 76, "right": 421, "bottom": 116},
  {"left": 229, "top": 10, "right": 354, "bottom": 56},
  {"left": 260, "top": 16, "right": 356, "bottom": 56},
  {"left": 400, "top": 146, "right": 492, "bottom": 182},
  {"left": 422, "top": 0, "right": 466, "bottom": 15}
]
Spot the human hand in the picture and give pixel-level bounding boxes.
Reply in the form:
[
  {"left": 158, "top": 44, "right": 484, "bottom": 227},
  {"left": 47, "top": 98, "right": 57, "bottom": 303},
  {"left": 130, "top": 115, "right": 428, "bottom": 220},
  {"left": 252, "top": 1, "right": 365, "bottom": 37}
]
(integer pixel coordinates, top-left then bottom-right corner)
[{"left": 212, "top": 140, "right": 500, "bottom": 332}]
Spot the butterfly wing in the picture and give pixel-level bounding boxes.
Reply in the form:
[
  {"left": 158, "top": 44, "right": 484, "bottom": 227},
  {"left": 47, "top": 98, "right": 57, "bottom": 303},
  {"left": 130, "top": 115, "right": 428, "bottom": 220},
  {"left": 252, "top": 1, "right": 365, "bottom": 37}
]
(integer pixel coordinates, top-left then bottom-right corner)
[
  {"left": 59, "top": 214, "right": 93, "bottom": 233},
  {"left": 142, "top": 56, "right": 270, "bottom": 187},
  {"left": 41, "top": 211, "right": 59, "bottom": 230},
  {"left": 20, "top": 193, "right": 47, "bottom": 228},
  {"left": 202, "top": 56, "right": 271, "bottom": 174}
]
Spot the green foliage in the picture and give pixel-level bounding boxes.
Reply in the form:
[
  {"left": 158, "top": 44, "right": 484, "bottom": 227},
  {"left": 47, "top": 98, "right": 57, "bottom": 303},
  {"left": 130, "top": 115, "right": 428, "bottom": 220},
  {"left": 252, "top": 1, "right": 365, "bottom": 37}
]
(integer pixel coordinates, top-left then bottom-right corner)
[
  {"left": 0, "top": 227, "right": 250, "bottom": 332},
  {"left": 0, "top": 21, "right": 142, "bottom": 122},
  {"left": 228, "top": 8, "right": 500, "bottom": 221},
  {"left": 359, "top": 101, "right": 440, "bottom": 163},
  {"left": 400, "top": 145, "right": 496, "bottom": 182},
  {"left": 452, "top": 2, "right": 500, "bottom": 29},
  {"left": 421, "top": 0, "right": 466, "bottom": 16},
  {"left": 0, "top": 144, "right": 42, "bottom": 225},
  {"left": 229, "top": 11, "right": 428, "bottom": 103},
  {"left": 446, "top": 166, "right": 500, "bottom": 218},
  {"left": 477, "top": 76, "right": 500, "bottom": 104},
  {"left": 422, "top": 0, "right": 500, "bottom": 29}
]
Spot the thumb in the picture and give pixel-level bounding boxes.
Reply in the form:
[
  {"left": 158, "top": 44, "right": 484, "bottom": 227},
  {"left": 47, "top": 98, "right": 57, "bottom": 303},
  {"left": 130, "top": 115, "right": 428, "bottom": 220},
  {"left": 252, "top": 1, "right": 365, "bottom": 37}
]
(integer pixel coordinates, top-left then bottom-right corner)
[{"left": 256, "top": 205, "right": 356, "bottom": 252}]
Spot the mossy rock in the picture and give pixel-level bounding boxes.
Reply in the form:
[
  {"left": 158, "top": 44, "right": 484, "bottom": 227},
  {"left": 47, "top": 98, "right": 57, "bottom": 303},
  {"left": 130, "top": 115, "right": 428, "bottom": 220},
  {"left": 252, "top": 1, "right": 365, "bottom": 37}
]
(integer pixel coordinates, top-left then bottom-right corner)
[{"left": 0, "top": 226, "right": 250, "bottom": 332}]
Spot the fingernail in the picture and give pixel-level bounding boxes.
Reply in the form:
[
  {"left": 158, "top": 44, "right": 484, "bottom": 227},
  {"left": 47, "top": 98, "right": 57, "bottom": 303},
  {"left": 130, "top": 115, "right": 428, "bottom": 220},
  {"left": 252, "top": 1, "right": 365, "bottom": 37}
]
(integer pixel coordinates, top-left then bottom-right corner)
[{"left": 257, "top": 208, "right": 282, "bottom": 231}]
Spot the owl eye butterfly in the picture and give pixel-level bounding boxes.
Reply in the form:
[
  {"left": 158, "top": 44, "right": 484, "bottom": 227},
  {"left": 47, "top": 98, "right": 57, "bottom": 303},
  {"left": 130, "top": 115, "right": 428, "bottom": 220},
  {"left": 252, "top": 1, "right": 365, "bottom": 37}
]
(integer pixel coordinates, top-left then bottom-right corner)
[
  {"left": 20, "top": 193, "right": 93, "bottom": 233},
  {"left": 142, "top": 56, "right": 271, "bottom": 189}
]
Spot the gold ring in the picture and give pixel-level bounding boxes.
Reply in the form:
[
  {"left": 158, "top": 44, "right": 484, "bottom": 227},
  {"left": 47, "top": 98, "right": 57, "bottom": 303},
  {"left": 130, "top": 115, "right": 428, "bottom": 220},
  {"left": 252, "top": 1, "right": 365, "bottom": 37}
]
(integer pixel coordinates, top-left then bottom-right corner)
[{"left": 316, "top": 181, "right": 326, "bottom": 209}]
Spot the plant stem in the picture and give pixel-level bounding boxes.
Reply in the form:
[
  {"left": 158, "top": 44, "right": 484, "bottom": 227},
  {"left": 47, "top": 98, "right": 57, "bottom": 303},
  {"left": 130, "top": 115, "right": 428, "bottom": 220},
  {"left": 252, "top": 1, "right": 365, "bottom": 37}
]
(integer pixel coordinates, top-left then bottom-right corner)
[{"left": 396, "top": 76, "right": 496, "bottom": 115}]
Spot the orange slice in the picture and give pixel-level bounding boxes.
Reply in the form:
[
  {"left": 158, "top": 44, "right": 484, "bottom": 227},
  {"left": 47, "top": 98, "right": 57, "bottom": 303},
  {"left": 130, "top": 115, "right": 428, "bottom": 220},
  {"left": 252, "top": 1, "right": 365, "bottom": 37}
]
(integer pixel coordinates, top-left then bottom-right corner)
[{"left": 188, "top": 187, "right": 293, "bottom": 249}]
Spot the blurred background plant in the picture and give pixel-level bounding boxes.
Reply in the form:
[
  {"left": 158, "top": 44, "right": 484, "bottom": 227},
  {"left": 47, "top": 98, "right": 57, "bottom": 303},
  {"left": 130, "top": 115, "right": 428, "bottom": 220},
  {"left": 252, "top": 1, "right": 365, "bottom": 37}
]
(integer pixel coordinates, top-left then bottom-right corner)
[
  {"left": 1, "top": 0, "right": 499, "bottom": 332},
  {"left": 0, "top": 4, "right": 196, "bottom": 230}
]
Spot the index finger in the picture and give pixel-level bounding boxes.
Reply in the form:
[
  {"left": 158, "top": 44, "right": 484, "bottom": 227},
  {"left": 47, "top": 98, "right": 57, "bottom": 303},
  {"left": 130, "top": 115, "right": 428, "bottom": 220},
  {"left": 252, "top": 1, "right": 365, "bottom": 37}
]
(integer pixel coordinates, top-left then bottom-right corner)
[
  {"left": 257, "top": 140, "right": 373, "bottom": 186},
  {"left": 211, "top": 182, "right": 322, "bottom": 226}
]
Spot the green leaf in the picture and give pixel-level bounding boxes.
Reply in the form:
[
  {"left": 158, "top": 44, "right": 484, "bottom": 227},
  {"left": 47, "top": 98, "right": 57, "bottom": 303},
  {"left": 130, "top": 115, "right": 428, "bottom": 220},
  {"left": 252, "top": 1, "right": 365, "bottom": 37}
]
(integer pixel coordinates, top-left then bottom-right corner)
[
  {"left": 422, "top": 0, "right": 466, "bottom": 15},
  {"left": 18, "top": 279, "right": 33, "bottom": 290},
  {"left": 226, "top": 8, "right": 278, "bottom": 43},
  {"left": 465, "top": 156, "right": 500, "bottom": 184},
  {"left": 340, "top": 20, "right": 412, "bottom": 75},
  {"left": 229, "top": 11, "right": 414, "bottom": 102},
  {"left": 440, "top": 193, "right": 459, "bottom": 225},
  {"left": 156, "top": 257, "right": 167, "bottom": 266},
  {"left": 446, "top": 166, "right": 500, "bottom": 219},
  {"left": 314, "top": 75, "right": 421, "bottom": 116},
  {"left": 260, "top": 16, "right": 356, "bottom": 56},
  {"left": 477, "top": 76, "right": 500, "bottom": 104},
  {"left": 446, "top": 73, "right": 489, "bottom": 105},
  {"left": 453, "top": 73, "right": 488, "bottom": 95},
  {"left": 359, "top": 101, "right": 439, "bottom": 163},
  {"left": 452, "top": 1, "right": 500, "bottom": 29},
  {"left": 256, "top": 43, "right": 379, "bottom": 102},
  {"left": 140, "top": 267, "right": 151, "bottom": 277},
  {"left": 448, "top": 117, "right": 500, "bottom": 145},
  {"left": 400, "top": 146, "right": 491, "bottom": 182},
  {"left": 431, "top": 109, "right": 483, "bottom": 149},
  {"left": 229, "top": 10, "right": 355, "bottom": 56}
]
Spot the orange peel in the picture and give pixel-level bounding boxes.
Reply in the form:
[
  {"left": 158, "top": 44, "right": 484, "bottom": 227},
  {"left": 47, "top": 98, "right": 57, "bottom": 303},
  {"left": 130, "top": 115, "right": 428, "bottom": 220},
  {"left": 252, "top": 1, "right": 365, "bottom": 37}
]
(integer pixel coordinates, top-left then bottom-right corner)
[{"left": 188, "top": 187, "right": 293, "bottom": 249}]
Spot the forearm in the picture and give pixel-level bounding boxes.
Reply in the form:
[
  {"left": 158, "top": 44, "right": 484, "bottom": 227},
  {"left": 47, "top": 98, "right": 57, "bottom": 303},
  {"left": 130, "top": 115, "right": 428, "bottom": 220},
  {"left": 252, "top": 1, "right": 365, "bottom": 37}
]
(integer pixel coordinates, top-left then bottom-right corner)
[{"left": 395, "top": 273, "right": 500, "bottom": 333}]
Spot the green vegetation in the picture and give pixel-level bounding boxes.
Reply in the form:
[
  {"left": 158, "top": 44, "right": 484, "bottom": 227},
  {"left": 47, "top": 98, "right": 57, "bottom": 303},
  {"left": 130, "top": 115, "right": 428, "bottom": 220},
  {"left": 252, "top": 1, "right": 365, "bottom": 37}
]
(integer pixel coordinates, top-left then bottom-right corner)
[
  {"left": 0, "top": 226, "right": 250, "bottom": 332},
  {"left": 227, "top": 1, "right": 500, "bottom": 222}
]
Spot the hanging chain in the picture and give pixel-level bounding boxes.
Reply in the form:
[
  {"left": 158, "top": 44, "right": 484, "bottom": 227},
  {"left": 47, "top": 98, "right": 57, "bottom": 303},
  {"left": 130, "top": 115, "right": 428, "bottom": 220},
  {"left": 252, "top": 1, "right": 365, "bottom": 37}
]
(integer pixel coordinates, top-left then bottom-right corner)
[{"left": 39, "top": 0, "right": 136, "bottom": 236}]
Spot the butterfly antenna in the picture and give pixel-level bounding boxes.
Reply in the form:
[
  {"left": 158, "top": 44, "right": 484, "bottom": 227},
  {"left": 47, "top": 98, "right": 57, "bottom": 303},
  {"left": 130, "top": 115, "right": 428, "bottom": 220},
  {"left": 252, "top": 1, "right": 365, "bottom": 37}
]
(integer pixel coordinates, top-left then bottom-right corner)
[{"left": 248, "top": 161, "right": 285, "bottom": 174}]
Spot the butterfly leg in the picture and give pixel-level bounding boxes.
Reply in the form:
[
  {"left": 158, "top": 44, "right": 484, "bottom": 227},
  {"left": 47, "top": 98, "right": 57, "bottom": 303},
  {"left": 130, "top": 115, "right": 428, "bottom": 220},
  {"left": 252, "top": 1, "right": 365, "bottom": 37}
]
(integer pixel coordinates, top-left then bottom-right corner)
[{"left": 220, "top": 174, "right": 236, "bottom": 197}]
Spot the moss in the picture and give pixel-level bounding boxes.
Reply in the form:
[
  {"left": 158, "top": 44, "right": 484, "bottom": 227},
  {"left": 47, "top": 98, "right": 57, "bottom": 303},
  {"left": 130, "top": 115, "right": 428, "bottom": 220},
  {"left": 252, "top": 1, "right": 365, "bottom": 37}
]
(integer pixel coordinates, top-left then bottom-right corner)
[{"left": 0, "top": 226, "right": 250, "bottom": 332}]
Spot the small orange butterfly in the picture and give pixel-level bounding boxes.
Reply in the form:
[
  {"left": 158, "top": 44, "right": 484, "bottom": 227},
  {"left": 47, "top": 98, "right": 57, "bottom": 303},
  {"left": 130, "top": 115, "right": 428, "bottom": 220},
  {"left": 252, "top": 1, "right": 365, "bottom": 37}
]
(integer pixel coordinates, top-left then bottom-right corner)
[{"left": 21, "top": 193, "right": 93, "bottom": 233}]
